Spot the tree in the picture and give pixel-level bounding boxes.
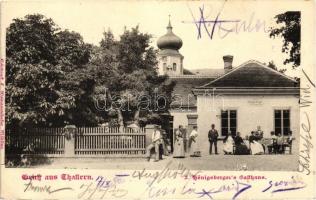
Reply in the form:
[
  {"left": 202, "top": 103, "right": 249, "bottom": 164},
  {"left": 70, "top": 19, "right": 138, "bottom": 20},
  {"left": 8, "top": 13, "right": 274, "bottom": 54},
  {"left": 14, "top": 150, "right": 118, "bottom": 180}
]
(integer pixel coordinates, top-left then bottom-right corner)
[
  {"left": 270, "top": 11, "right": 301, "bottom": 68},
  {"left": 267, "top": 61, "right": 286, "bottom": 74},
  {"left": 94, "top": 27, "right": 174, "bottom": 127},
  {"left": 54, "top": 30, "right": 95, "bottom": 126},
  {"left": 6, "top": 14, "right": 93, "bottom": 128},
  {"left": 55, "top": 30, "right": 91, "bottom": 68},
  {"left": 6, "top": 14, "right": 174, "bottom": 129},
  {"left": 6, "top": 14, "right": 58, "bottom": 65},
  {"left": 6, "top": 14, "right": 62, "bottom": 128}
]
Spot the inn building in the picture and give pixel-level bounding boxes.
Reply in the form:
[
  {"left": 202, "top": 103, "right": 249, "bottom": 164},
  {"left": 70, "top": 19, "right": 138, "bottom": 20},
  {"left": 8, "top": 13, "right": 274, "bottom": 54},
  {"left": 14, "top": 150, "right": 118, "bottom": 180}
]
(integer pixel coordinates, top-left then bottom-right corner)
[{"left": 156, "top": 20, "right": 300, "bottom": 155}]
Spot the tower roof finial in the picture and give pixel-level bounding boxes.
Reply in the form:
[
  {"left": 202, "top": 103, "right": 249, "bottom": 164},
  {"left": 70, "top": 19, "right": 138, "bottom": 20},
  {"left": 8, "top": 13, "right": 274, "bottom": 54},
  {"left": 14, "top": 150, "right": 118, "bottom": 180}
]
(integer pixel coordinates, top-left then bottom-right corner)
[
  {"left": 157, "top": 14, "right": 183, "bottom": 51},
  {"left": 167, "top": 14, "right": 172, "bottom": 32}
]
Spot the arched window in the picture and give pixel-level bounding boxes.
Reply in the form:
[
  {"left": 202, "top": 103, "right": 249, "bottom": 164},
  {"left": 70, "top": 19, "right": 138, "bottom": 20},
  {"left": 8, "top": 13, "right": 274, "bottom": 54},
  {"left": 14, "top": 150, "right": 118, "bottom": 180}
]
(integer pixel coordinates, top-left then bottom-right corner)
[{"left": 173, "top": 63, "right": 177, "bottom": 71}]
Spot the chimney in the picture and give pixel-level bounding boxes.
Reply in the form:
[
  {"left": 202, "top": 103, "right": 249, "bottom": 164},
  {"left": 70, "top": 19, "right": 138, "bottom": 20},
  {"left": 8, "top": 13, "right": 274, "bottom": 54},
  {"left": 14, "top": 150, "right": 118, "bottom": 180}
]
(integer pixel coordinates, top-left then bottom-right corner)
[{"left": 223, "top": 55, "right": 233, "bottom": 71}]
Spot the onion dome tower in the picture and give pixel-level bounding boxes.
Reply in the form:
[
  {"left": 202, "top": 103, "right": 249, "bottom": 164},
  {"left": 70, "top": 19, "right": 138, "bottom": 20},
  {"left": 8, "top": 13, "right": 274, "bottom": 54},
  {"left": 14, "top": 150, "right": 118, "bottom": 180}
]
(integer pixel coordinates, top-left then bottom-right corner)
[{"left": 157, "top": 17, "right": 184, "bottom": 76}]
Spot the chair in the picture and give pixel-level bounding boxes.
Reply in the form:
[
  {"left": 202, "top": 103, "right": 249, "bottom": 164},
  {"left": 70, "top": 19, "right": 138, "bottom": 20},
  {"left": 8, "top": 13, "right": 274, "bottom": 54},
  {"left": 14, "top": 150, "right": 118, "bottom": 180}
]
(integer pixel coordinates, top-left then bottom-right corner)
[
  {"left": 283, "top": 137, "right": 293, "bottom": 154},
  {"left": 271, "top": 139, "right": 278, "bottom": 154}
]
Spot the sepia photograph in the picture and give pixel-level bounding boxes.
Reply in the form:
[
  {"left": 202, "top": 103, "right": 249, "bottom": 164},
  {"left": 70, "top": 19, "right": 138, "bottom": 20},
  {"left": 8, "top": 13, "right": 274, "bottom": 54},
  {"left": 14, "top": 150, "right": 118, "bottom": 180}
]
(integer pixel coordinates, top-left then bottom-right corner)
[{"left": 3, "top": 1, "right": 302, "bottom": 172}]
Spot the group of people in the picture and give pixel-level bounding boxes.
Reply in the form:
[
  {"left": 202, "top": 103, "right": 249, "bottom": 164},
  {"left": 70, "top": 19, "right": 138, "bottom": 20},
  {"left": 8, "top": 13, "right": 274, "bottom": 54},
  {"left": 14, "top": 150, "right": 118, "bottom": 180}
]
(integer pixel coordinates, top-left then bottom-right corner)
[
  {"left": 219, "top": 126, "right": 271, "bottom": 155},
  {"left": 145, "top": 124, "right": 292, "bottom": 161},
  {"left": 208, "top": 124, "right": 250, "bottom": 155},
  {"left": 145, "top": 125, "right": 199, "bottom": 162},
  {"left": 267, "top": 131, "right": 293, "bottom": 154},
  {"left": 173, "top": 125, "right": 201, "bottom": 158}
]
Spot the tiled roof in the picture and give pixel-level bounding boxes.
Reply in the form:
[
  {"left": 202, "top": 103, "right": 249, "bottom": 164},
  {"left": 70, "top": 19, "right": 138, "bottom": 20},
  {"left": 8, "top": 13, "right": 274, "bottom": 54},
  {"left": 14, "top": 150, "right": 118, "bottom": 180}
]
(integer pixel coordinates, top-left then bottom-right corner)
[
  {"left": 190, "top": 68, "right": 226, "bottom": 77},
  {"left": 167, "top": 76, "right": 216, "bottom": 108},
  {"left": 201, "top": 60, "right": 298, "bottom": 88},
  {"left": 168, "top": 60, "right": 298, "bottom": 108}
]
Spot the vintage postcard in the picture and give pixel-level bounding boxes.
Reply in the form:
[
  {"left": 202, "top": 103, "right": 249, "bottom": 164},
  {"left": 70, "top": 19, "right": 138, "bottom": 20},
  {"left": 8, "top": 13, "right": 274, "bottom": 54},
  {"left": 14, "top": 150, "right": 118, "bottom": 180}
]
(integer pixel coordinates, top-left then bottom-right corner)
[{"left": 0, "top": 0, "right": 315, "bottom": 199}]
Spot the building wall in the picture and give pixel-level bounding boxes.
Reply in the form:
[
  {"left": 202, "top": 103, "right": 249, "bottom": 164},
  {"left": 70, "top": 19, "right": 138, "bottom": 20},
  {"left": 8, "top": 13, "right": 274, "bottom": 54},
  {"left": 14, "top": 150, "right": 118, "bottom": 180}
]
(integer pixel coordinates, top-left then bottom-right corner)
[
  {"left": 196, "top": 94, "right": 300, "bottom": 155},
  {"left": 170, "top": 109, "right": 197, "bottom": 130},
  {"left": 157, "top": 55, "right": 183, "bottom": 75}
]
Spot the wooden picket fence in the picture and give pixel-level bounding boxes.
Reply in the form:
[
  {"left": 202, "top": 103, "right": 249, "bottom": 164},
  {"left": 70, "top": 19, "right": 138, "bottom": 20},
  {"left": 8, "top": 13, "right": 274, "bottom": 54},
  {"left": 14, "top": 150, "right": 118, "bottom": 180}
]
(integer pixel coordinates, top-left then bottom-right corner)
[
  {"left": 6, "top": 127, "right": 146, "bottom": 157},
  {"left": 75, "top": 127, "right": 146, "bottom": 156},
  {"left": 6, "top": 128, "right": 65, "bottom": 155}
]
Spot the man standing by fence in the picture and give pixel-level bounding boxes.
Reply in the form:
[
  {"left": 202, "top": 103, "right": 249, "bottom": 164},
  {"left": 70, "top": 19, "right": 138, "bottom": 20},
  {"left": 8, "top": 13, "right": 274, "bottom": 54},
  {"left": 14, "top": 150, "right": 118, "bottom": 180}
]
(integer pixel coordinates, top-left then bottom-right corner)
[{"left": 146, "top": 125, "right": 161, "bottom": 162}]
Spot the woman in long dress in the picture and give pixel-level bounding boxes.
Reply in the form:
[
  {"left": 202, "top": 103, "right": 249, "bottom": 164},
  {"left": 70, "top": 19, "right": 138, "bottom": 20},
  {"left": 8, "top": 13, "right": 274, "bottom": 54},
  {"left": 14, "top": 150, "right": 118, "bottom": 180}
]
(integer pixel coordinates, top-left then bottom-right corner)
[
  {"left": 189, "top": 126, "right": 200, "bottom": 157},
  {"left": 223, "top": 132, "right": 234, "bottom": 154},
  {"left": 234, "top": 132, "right": 249, "bottom": 155},
  {"left": 173, "top": 125, "right": 185, "bottom": 158},
  {"left": 249, "top": 131, "right": 264, "bottom": 155}
]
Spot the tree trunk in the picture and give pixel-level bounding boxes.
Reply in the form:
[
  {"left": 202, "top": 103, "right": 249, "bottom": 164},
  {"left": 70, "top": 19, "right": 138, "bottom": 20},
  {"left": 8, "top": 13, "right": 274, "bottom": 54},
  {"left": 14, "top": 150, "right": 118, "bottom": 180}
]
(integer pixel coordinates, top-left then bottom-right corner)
[
  {"left": 133, "top": 109, "right": 140, "bottom": 126},
  {"left": 117, "top": 109, "right": 124, "bottom": 132},
  {"left": 108, "top": 91, "right": 125, "bottom": 131}
]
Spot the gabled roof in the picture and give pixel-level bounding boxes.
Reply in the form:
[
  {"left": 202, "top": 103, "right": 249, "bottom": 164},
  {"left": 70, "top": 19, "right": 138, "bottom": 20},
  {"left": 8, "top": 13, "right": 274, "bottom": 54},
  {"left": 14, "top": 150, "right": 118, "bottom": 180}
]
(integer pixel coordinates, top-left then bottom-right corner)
[{"left": 200, "top": 60, "right": 298, "bottom": 88}]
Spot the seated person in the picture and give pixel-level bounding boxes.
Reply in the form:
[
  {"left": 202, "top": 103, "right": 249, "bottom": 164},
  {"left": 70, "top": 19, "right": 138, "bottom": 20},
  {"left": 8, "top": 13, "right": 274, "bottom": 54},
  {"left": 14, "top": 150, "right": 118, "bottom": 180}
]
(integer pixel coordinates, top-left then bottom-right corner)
[
  {"left": 267, "top": 131, "right": 277, "bottom": 154},
  {"left": 243, "top": 135, "right": 250, "bottom": 149},
  {"left": 145, "top": 125, "right": 161, "bottom": 162},
  {"left": 234, "top": 132, "right": 249, "bottom": 155},
  {"left": 283, "top": 131, "right": 294, "bottom": 154},
  {"left": 276, "top": 133, "right": 284, "bottom": 153},
  {"left": 255, "top": 126, "right": 264, "bottom": 139},
  {"left": 223, "top": 131, "right": 234, "bottom": 154},
  {"left": 249, "top": 131, "right": 264, "bottom": 155},
  {"left": 249, "top": 131, "right": 255, "bottom": 142},
  {"left": 288, "top": 131, "right": 294, "bottom": 141}
]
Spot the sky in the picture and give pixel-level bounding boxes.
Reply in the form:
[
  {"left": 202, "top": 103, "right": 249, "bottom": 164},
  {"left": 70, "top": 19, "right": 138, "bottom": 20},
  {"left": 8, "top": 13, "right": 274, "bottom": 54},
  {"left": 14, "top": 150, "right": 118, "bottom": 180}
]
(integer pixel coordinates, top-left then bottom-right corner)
[{"left": 1, "top": 0, "right": 303, "bottom": 77}]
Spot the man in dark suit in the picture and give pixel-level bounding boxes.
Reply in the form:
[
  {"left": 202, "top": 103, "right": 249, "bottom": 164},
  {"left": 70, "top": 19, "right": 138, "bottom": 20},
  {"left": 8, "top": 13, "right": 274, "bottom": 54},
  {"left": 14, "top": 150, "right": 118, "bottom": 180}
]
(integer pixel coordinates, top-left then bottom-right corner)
[{"left": 208, "top": 124, "right": 219, "bottom": 154}]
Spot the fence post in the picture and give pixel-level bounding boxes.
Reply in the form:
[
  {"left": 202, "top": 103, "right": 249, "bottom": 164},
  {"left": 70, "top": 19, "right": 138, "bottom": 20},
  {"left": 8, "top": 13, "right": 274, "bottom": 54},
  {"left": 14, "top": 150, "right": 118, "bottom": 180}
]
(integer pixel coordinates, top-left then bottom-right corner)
[{"left": 64, "top": 125, "right": 76, "bottom": 157}]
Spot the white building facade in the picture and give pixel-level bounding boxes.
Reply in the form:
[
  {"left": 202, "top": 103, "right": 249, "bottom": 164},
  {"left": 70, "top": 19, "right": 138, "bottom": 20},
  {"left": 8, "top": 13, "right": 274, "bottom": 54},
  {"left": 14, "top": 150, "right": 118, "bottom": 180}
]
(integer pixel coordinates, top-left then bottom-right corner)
[
  {"left": 156, "top": 20, "right": 300, "bottom": 155},
  {"left": 193, "top": 61, "right": 300, "bottom": 155}
]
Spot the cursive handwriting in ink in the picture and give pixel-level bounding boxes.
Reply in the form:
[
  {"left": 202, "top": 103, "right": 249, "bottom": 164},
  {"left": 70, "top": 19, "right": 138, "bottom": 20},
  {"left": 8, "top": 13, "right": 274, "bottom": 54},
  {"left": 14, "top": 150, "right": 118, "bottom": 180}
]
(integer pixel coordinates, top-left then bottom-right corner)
[
  {"left": 298, "top": 112, "right": 313, "bottom": 175},
  {"left": 186, "top": 4, "right": 239, "bottom": 40},
  {"left": 262, "top": 176, "right": 306, "bottom": 193},
  {"left": 184, "top": 3, "right": 268, "bottom": 40},
  {"left": 78, "top": 176, "right": 128, "bottom": 200},
  {"left": 24, "top": 180, "right": 73, "bottom": 194},
  {"left": 302, "top": 69, "right": 315, "bottom": 88},
  {"left": 95, "top": 176, "right": 111, "bottom": 188},
  {"left": 195, "top": 180, "right": 251, "bottom": 200},
  {"left": 298, "top": 67, "right": 314, "bottom": 175},
  {"left": 132, "top": 161, "right": 201, "bottom": 188},
  {"left": 299, "top": 85, "right": 313, "bottom": 108},
  {"left": 299, "top": 69, "right": 315, "bottom": 108},
  {"left": 78, "top": 182, "right": 128, "bottom": 200}
]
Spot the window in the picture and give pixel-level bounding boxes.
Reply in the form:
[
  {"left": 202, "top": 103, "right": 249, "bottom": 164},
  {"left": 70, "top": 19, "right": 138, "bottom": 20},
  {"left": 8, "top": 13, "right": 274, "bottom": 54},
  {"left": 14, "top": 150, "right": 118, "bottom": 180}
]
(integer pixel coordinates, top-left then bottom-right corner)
[
  {"left": 162, "top": 56, "right": 167, "bottom": 61},
  {"left": 221, "top": 110, "right": 237, "bottom": 136},
  {"left": 274, "top": 109, "right": 290, "bottom": 136},
  {"left": 163, "top": 63, "right": 167, "bottom": 71},
  {"left": 173, "top": 63, "right": 177, "bottom": 71}
]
